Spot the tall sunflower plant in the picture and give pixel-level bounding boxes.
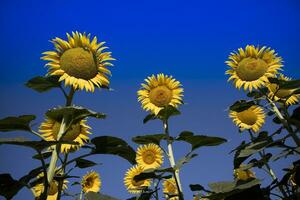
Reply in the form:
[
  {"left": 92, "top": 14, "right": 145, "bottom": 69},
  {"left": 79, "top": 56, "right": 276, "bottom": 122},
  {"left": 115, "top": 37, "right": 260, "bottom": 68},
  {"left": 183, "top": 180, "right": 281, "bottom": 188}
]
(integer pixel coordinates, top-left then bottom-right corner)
[{"left": 189, "top": 45, "right": 300, "bottom": 200}]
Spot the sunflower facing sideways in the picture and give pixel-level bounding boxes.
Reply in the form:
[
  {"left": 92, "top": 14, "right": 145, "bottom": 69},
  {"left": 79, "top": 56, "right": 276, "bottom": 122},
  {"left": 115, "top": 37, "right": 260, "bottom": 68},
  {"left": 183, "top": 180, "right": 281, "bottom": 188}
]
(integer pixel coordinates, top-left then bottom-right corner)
[
  {"left": 229, "top": 105, "right": 265, "bottom": 133},
  {"left": 124, "top": 165, "right": 151, "bottom": 194},
  {"left": 226, "top": 45, "right": 283, "bottom": 91},
  {"left": 136, "top": 143, "right": 164, "bottom": 170},
  {"left": 39, "top": 118, "right": 91, "bottom": 153},
  {"left": 137, "top": 74, "right": 183, "bottom": 115},
  {"left": 31, "top": 169, "right": 68, "bottom": 200},
  {"left": 42, "top": 31, "right": 115, "bottom": 92},
  {"left": 234, "top": 166, "right": 256, "bottom": 181},
  {"left": 81, "top": 171, "right": 101, "bottom": 193},
  {"left": 163, "top": 177, "right": 179, "bottom": 200},
  {"left": 267, "top": 74, "right": 300, "bottom": 105}
]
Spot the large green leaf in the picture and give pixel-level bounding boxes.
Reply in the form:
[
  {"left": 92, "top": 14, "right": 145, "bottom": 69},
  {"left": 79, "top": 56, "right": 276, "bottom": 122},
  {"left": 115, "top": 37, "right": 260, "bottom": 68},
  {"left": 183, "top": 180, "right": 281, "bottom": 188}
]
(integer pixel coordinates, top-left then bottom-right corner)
[
  {"left": 175, "top": 153, "right": 198, "bottom": 170},
  {"left": 75, "top": 158, "right": 98, "bottom": 169},
  {"left": 0, "top": 174, "right": 23, "bottom": 200},
  {"left": 176, "top": 131, "right": 227, "bottom": 151},
  {"left": 143, "top": 114, "right": 157, "bottom": 124},
  {"left": 278, "top": 79, "right": 300, "bottom": 90},
  {"left": 0, "top": 115, "right": 36, "bottom": 132},
  {"left": 46, "top": 106, "right": 106, "bottom": 123},
  {"left": 229, "top": 100, "right": 255, "bottom": 112},
  {"left": 25, "top": 76, "right": 61, "bottom": 93},
  {"left": 157, "top": 105, "right": 181, "bottom": 120},
  {"left": 85, "top": 192, "right": 120, "bottom": 200},
  {"left": 132, "top": 134, "right": 166, "bottom": 145},
  {"left": 91, "top": 136, "right": 136, "bottom": 164}
]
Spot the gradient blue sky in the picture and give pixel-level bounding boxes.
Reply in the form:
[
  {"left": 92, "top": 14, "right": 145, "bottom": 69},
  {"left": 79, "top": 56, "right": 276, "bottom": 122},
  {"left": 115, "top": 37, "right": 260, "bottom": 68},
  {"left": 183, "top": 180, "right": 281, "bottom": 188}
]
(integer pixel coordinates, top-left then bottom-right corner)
[{"left": 0, "top": 0, "right": 300, "bottom": 199}]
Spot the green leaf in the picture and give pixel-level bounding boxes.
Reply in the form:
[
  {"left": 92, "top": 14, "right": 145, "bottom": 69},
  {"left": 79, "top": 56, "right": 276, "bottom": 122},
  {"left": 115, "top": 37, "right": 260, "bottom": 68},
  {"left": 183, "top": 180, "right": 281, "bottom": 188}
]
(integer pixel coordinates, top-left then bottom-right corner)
[
  {"left": 85, "top": 192, "right": 120, "bottom": 200},
  {"left": 75, "top": 158, "right": 98, "bottom": 168},
  {"left": 32, "top": 151, "right": 52, "bottom": 160},
  {"left": 0, "top": 115, "right": 36, "bottom": 132},
  {"left": 238, "top": 140, "right": 270, "bottom": 158},
  {"left": 189, "top": 184, "right": 205, "bottom": 191},
  {"left": 46, "top": 106, "right": 106, "bottom": 123},
  {"left": 132, "top": 134, "right": 166, "bottom": 145},
  {"left": 176, "top": 131, "right": 227, "bottom": 151},
  {"left": 143, "top": 114, "right": 157, "bottom": 124},
  {"left": 232, "top": 141, "right": 249, "bottom": 169},
  {"left": 278, "top": 79, "right": 300, "bottom": 90},
  {"left": 134, "top": 172, "right": 158, "bottom": 182},
  {"left": 25, "top": 76, "right": 61, "bottom": 93},
  {"left": 0, "top": 174, "right": 23, "bottom": 200},
  {"left": 229, "top": 100, "right": 255, "bottom": 112},
  {"left": 157, "top": 105, "right": 181, "bottom": 121},
  {"left": 91, "top": 136, "right": 136, "bottom": 164},
  {"left": 175, "top": 153, "right": 198, "bottom": 170}
]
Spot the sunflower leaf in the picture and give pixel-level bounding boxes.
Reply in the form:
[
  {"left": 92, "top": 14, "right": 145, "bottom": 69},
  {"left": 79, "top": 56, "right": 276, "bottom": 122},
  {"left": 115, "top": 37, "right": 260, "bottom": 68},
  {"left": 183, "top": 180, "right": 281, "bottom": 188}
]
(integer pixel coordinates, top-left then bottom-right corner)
[
  {"left": 176, "top": 131, "right": 227, "bottom": 151},
  {"left": 0, "top": 115, "right": 36, "bottom": 132},
  {"left": 91, "top": 136, "right": 136, "bottom": 164},
  {"left": 278, "top": 79, "right": 300, "bottom": 90},
  {"left": 32, "top": 151, "right": 52, "bottom": 160},
  {"left": 132, "top": 134, "right": 166, "bottom": 145},
  {"left": 25, "top": 76, "right": 61, "bottom": 92},
  {"left": 85, "top": 192, "right": 120, "bottom": 200},
  {"left": 143, "top": 114, "right": 157, "bottom": 124},
  {"left": 175, "top": 153, "right": 198, "bottom": 170},
  {"left": 0, "top": 174, "right": 23, "bottom": 200},
  {"left": 75, "top": 158, "right": 98, "bottom": 168},
  {"left": 229, "top": 100, "right": 255, "bottom": 112},
  {"left": 157, "top": 105, "right": 181, "bottom": 121},
  {"left": 46, "top": 106, "right": 106, "bottom": 123}
]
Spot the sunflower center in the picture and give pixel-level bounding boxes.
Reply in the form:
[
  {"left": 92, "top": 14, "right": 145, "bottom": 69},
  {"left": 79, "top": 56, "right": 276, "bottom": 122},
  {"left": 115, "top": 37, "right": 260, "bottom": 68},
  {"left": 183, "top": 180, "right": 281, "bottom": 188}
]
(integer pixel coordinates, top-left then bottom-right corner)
[
  {"left": 48, "top": 181, "right": 58, "bottom": 195},
  {"left": 142, "top": 150, "right": 156, "bottom": 164},
  {"left": 149, "top": 86, "right": 173, "bottom": 107},
  {"left": 84, "top": 177, "right": 94, "bottom": 188},
  {"left": 132, "top": 178, "right": 145, "bottom": 187},
  {"left": 52, "top": 122, "right": 81, "bottom": 141},
  {"left": 60, "top": 47, "right": 98, "bottom": 80},
  {"left": 269, "top": 84, "right": 293, "bottom": 98},
  {"left": 236, "top": 58, "right": 268, "bottom": 81},
  {"left": 236, "top": 109, "right": 257, "bottom": 125}
]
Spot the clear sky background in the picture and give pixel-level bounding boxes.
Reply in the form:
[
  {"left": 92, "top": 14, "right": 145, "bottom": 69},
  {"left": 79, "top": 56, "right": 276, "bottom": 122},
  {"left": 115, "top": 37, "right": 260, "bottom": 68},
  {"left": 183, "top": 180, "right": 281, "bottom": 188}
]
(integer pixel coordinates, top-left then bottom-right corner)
[{"left": 0, "top": 0, "right": 300, "bottom": 199}]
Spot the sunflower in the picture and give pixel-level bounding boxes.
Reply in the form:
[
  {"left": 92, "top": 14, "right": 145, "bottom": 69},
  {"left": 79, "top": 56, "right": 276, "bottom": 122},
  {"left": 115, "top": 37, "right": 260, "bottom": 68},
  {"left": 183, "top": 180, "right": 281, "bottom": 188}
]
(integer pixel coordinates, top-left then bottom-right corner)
[
  {"left": 163, "top": 177, "right": 179, "bottom": 200},
  {"left": 137, "top": 74, "right": 183, "bottom": 115},
  {"left": 267, "top": 74, "right": 300, "bottom": 105},
  {"left": 81, "top": 171, "right": 101, "bottom": 193},
  {"left": 226, "top": 45, "right": 283, "bottom": 91},
  {"left": 124, "top": 165, "right": 151, "bottom": 194},
  {"left": 234, "top": 167, "right": 256, "bottom": 181},
  {"left": 42, "top": 31, "right": 115, "bottom": 92},
  {"left": 39, "top": 118, "right": 91, "bottom": 153},
  {"left": 229, "top": 105, "right": 265, "bottom": 133},
  {"left": 31, "top": 169, "right": 68, "bottom": 200},
  {"left": 136, "top": 143, "right": 164, "bottom": 170}
]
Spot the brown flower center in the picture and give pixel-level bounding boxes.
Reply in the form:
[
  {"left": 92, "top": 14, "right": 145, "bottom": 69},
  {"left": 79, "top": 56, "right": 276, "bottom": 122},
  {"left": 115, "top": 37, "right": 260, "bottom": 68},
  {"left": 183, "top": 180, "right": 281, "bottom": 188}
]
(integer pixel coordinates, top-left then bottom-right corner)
[
  {"left": 149, "top": 86, "right": 172, "bottom": 107},
  {"left": 236, "top": 108, "right": 257, "bottom": 125},
  {"left": 269, "top": 83, "right": 293, "bottom": 98},
  {"left": 132, "top": 177, "right": 145, "bottom": 187},
  {"left": 60, "top": 47, "right": 98, "bottom": 80},
  {"left": 142, "top": 150, "right": 156, "bottom": 164},
  {"left": 52, "top": 122, "right": 81, "bottom": 141},
  {"left": 84, "top": 177, "right": 94, "bottom": 189},
  {"left": 236, "top": 57, "right": 268, "bottom": 81}
]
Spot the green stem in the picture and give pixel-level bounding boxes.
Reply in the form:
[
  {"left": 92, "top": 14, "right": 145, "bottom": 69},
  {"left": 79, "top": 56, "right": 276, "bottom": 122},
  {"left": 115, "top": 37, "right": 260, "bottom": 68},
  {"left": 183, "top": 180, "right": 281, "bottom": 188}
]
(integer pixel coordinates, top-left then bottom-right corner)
[
  {"left": 38, "top": 150, "right": 49, "bottom": 200},
  {"left": 163, "top": 120, "right": 184, "bottom": 200},
  {"left": 56, "top": 153, "right": 69, "bottom": 200}
]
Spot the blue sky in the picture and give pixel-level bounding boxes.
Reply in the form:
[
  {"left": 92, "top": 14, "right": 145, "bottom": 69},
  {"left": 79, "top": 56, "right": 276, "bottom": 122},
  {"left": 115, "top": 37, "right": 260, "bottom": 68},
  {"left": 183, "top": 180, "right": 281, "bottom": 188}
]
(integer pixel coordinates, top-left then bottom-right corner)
[{"left": 0, "top": 0, "right": 300, "bottom": 199}]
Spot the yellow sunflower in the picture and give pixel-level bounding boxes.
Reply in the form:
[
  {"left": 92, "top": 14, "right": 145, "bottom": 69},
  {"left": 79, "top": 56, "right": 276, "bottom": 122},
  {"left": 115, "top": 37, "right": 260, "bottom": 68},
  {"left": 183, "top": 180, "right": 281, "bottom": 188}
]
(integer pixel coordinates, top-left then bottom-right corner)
[
  {"left": 226, "top": 45, "right": 283, "bottom": 91},
  {"left": 39, "top": 118, "right": 91, "bottom": 153},
  {"left": 137, "top": 74, "right": 183, "bottom": 115},
  {"left": 124, "top": 165, "right": 151, "bottom": 194},
  {"left": 234, "top": 167, "right": 256, "bottom": 181},
  {"left": 163, "top": 177, "right": 179, "bottom": 200},
  {"left": 136, "top": 143, "right": 164, "bottom": 170},
  {"left": 268, "top": 74, "right": 300, "bottom": 105},
  {"left": 42, "top": 31, "right": 115, "bottom": 92},
  {"left": 31, "top": 169, "right": 68, "bottom": 199},
  {"left": 229, "top": 105, "right": 265, "bottom": 133},
  {"left": 81, "top": 171, "right": 101, "bottom": 193}
]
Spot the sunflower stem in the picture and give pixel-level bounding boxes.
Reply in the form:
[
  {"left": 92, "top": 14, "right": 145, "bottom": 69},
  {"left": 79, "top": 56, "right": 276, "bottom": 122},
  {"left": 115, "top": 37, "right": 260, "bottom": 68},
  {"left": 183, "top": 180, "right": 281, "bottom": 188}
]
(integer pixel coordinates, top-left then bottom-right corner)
[
  {"left": 38, "top": 150, "right": 49, "bottom": 200},
  {"left": 163, "top": 120, "right": 184, "bottom": 199},
  {"left": 266, "top": 97, "right": 300, "bottom": 146},
  {"left": 56, "top": 153, "right": 69, "bottom": 200}
]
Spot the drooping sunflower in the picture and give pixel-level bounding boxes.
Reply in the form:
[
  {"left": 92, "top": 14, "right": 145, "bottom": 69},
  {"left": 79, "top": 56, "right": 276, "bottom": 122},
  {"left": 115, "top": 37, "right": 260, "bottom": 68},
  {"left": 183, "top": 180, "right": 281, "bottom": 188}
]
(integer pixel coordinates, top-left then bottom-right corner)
[
  {"left": 81, "top": 171, "right": 101, "bottom": 193},
  {"left": 124, "top": 165, "right": 151, "bottom": 194},
  {"left": 42, "top": 32, "right": 115, "bottom": 92},
  {"left": 267, "top": 74, "right": 300, "bottom": 105},
  {"left": 39, "top": 118, "right": 91, "bottom": 153},
  {"left": 136, "top": 143, "right": 164, "bottom": 170},
  {"left": 234, "top": 167, "right": 256, "bottom": 181},
  {"left": 31, "top": 169, "right": 68, "bottom": 200},
  {"left": 226, "top": 45, "right": 283, "bottom": 91},
  {"left": 137, "top": 74, "right": 183, "bottom": 115},
  {"left": 229, "top": 105, "right": 265, "bottom": 133},
  {"left": 163, "top": 177, "right": 179, "bottom": 200}
]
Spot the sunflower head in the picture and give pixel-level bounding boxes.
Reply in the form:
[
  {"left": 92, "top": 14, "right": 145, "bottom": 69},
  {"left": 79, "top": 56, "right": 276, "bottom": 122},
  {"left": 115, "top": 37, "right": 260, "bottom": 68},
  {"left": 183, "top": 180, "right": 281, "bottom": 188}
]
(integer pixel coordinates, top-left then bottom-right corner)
[
  {"left": 136, "top": 143, "right": 164, "bottom": 170},
  {"left": 124, "top": 165, "right": 151, "bottom": 194},
  {"left": 229, "top": 105, "right": 265, "bottom": 133},
  {"left": 163, "top": 177, "right": 179, "bottom": 200},
  {"left": 226, "top": 45, "right": 283, "bottom": 91},
  {"left": 268, "top": 74, "right": 300, "bottom": 105},
  {"left": 39, "top": 118, "right": 91, "bottom": 153},
  {"left": 81, "top": 171, "right": 101, "bottom": 193},
  {"left": 31, "top": 168, "right": 68, "bottom": 199},
  {"left": 42, "top": 31, "right": 115, "bottom": 92},
  {"left": 137, "top": 74, "right": 183, "bottom": 115},
  {"left": 234, "top": 167, "right": 256, "bottom": 181}
]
